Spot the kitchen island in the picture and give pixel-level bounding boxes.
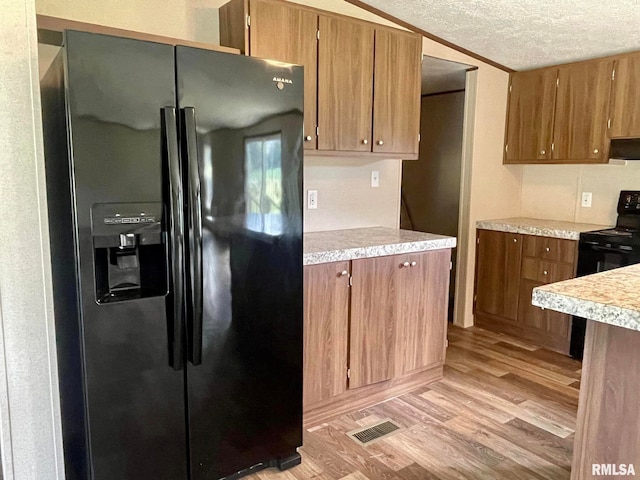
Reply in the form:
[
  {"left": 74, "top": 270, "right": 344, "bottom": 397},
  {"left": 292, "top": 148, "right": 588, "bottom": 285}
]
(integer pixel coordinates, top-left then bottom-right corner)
[
  {"left": 532, "top": 264, "right": 640, "bottom": 480},
  {"left": 302, "top": 227, "right": 456, "bottom": 426}
]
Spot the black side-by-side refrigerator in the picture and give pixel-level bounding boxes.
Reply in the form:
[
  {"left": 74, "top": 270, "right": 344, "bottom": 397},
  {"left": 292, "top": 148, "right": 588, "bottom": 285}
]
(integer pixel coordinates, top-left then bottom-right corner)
[{"left": 40, "top": 30, "right": 303, "bottom": 480}]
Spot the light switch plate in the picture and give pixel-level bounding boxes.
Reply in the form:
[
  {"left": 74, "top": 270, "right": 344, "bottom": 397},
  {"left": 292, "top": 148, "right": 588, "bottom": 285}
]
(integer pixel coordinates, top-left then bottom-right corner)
[
  {"left": 371, "top": 170, "right": 380, "bottom": 188},
  {"left": 307, "top": 190, "right": 318, "bottom": 209},
  {"left": 581, "top": 192, "right": 592, "bottom": 208}
]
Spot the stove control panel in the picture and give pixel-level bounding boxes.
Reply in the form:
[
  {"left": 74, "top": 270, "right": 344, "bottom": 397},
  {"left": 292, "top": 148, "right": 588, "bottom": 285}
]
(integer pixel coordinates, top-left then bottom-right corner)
[{"left": 618, "top": 190, "right": 640, "bottom": 214}]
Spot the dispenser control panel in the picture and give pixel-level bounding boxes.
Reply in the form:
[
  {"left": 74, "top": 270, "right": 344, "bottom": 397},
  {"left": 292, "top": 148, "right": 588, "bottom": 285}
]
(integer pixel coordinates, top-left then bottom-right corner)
[{"left": 104, "top": 215, "right": 158, "bottom": 225}]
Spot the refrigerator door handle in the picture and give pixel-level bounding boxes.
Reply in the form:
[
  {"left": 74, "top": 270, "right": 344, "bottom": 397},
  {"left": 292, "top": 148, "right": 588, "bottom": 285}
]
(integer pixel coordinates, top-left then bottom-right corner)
[
  {"left": 162, "top": 107, "right": 185, "bottom": 371},
  {"left": 183, "top": 107, "right": 203, "bottom": 366}
]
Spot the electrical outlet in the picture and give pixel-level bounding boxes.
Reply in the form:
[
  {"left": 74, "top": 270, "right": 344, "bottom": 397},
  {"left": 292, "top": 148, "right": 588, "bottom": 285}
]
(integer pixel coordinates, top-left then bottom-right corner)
[
  {"left": 307, "top": 190, "right": 318, "bottom": 209},
  {"left": 371, "top": 170, "right": 380, "bottom": 188},
  {"left": 581, "top": 192, "right": 593, "bottom": 208}
]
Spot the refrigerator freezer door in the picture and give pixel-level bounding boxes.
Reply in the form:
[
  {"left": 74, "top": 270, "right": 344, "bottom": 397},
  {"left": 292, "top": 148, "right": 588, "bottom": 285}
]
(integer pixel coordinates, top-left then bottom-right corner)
[
  {"left": 176, "top": 47, "right": 304, "bottom": 480},
  {"left": 57, "top": 31, "right": 188, "bottom": 479}
]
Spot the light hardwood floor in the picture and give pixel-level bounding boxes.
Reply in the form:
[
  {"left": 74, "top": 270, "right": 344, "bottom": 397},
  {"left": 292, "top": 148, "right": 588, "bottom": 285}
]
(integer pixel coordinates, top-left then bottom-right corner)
[{"left": 250, "top": 325, "right": 581, "bottom": 480}]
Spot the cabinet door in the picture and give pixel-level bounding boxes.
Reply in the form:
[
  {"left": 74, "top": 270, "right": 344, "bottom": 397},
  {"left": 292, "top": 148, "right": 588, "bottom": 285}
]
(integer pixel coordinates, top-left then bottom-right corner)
[
  {"left": 553, "top": 60, "right": 613, "bottom": 161},
  {"left": 372, "top": 28, "right": 421, "bottom": 156},
  {"left": 303, "top": 262, "right": 350, "bottom": 405},
  {"left": 475, "top": 230, "right": 522, "bottom": 321},
  {"left": 349, "top": 255, "right": 398, "bottom": 389},
  {"left": 518, "top": 279, "right": 571, "bottom": 354},
  {"left": 504, "top": 68, "right": 557, "bottom": 163},
  {"left": 249, "top": 0, "right": 318, "bottom": 150},
  {"left": 396, "top": 249, "right": 450, "bottom": 376},
  {"left": 609, "top": 53, "right": 640, "bottom": 138},
  {"left": 318, "top": 14, "right": 374, "bottom": 152}
]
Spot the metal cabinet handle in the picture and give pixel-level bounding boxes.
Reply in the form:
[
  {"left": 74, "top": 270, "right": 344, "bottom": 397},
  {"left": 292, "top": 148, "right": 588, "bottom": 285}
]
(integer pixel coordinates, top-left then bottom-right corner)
[
  {"left": 410, "top": 261, "right": 417, "bottom": 267},
  {"left": 593, "top": 148, "right": 599, "bottom": 154},
  {"left": 340, "top": 270, "right": 349, "bottom": 277},
  {"left": 378, "top": 140, "right": 384, "bottom": 146},
  {"left": 513, "top": 238, "right": 518, "bottom": 243},
  {"left": 545, "top": 247, "right": 551, "bottom": 252},
  {"left": 362, "top": 139, "right": 368, "bottom": 145},
  {"left": 543, "top": 270, "right": 548, "bottom": 275},
  {"left": 305, "top": 135, "right": 312, "bottom": 141},
  {"left": 402, "top": 262, "right": 410, "bottom": 268},
  {"left": 540, "top": 149, "right": 546, "bottom": 155}
]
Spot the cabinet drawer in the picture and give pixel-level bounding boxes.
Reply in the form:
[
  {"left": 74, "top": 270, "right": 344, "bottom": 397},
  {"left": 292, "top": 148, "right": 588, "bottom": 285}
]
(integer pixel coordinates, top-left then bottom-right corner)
[
  {"left": 521, "top": 257, "right": 574, "bottom": 284},
  {"left": 523, "top": 235, "right": 577, "bottom": 264}
]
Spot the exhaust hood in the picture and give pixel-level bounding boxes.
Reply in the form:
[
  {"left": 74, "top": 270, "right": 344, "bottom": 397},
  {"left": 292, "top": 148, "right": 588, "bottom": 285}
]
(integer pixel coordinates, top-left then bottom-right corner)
[{"left": 610, "top": 138, "right": 640, "bottom": 160}]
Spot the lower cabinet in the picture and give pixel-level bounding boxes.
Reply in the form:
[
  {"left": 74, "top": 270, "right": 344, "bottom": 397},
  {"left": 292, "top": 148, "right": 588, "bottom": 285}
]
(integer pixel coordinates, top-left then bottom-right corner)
[
  {"left": 303, "top": 249, "right": 451, "bottom": 425},
  {"left": 302, "top": 261, "right": 350, "bottom": 406},
  {"left": 474, "top": 229, "right": 577, "bottom": 354}
]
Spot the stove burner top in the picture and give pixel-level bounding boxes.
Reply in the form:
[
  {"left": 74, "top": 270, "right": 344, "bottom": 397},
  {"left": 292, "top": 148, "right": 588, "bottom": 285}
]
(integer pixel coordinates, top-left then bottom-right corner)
[{"left": 590, "top": 228, "right": 636, "bottom": 237}]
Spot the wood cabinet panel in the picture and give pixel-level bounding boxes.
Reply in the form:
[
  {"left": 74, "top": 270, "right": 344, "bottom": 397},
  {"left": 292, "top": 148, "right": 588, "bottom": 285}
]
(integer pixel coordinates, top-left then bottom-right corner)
[
  {"left": 349, "top": 255, "right": 399, "bottom": 388},
  {"left": 318, "top": 14, "right": 374, "bottom": 152},
  {"left": 522, "top": 235, "right": 577, "bottom": 264},
  {"left": 474, "top": 230, "right": 577, "bottom": 354},
  {"left": 249, "top": 0, "right": 318, "bottom": 150},
  {"left": 372, "top": 28, "right": 421, "bottom": 156},
  {"left": 504, "top": 68, "right": 557, "bottom": 163},
  {"left": 475, "top": 230, "right": 522, "bottom": 321},
  {"left": 609, "top": 53, "right": 640, "bottom": 138},
  {"left": 303, "top": 262, "right": 350, "bottom": 405},
  {"left": 396, "top": 249, "right": 450, "bottom": 376},
  {"left": 517, "top": 279, "right": 571, "bottom": 354},
  {"left": 553, "top": 60, "right": 613, "bottom": 161},
  {"left": 219, "top": 0, "right": 249, "bottom": 53},
  {"left": 521, "top": 257, "right": 575, "bottom": 284}
]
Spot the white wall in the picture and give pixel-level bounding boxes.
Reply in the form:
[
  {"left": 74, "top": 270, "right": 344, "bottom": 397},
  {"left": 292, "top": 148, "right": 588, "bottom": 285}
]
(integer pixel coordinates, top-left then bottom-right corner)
[
  {"left": 0, "top": 0, "right": 65, "bottom": 478},
  {"left": 304, "top": 157, "right": 401, "bottom": 231},
  {"left": 521, "top": 163, "right": 640, "bottom": 226}
]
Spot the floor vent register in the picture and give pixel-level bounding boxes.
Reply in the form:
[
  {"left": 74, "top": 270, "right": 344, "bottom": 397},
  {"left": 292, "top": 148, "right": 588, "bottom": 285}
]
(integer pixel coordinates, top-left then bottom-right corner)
[{"left": 347, "top": 419, "right": 402, "bottom": 446}]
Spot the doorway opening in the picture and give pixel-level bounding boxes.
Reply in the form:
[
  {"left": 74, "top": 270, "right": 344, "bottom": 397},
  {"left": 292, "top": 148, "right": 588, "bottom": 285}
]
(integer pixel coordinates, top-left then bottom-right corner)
[{"left": 401, "top": 55, "right": 476, "bottom": 322}]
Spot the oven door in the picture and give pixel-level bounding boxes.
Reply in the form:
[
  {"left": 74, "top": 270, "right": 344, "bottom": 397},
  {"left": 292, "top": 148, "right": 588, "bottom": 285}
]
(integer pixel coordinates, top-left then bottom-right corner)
[{"left": 571, "top": 242, "right": 640, "bottom": 358}]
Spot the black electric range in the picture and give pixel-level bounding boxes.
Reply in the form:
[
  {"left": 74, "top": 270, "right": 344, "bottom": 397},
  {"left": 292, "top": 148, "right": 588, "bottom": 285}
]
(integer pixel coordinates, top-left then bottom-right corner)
[{"left": 571, "top": 190, "right": 640, "bottom": 358}]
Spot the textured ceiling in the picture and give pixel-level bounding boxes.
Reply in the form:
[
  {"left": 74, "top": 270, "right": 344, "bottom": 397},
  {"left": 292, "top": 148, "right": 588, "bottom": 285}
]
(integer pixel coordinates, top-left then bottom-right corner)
[
  {"left": 421, "top": 55, "right": 471, "bottom": 94},
  {"left": 358, "top": 0, "right": 640, "bottom": 70}
]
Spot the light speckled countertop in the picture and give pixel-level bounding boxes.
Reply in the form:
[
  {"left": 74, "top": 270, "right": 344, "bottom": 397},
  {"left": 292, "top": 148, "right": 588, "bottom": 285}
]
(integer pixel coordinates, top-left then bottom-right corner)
[
  {"left": 303, "top": 227, "right": 456, "bottom": 266},
  {"left": 476, "top": 217, "right": 610, "bottom": 240},
  {"left": 532, "top": 264, "right": 640, "bottom": 332}
]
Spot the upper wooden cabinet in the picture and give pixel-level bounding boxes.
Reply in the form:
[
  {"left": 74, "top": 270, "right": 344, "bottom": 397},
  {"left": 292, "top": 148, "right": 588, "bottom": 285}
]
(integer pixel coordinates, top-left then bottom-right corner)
[
  {"left": 553, "top": 60, "right": 613, "bottom": 161},
  {"left": 609, "top": 52, "right": 640, "bottom": 138},
  {"left": 504, "top": 57, "right": 614, "bottom": 164},
  {"left": 221, "top": 0, "right": 319, "bottom": 150},
  {"left": 219, "top": 0, "right": 422, "bottom": 159},
  {"left": 317, "top": 15, "right": 374, "bottom": 153},
  {"left": 372, "top": 28, "right": 421, "bottom": 156},
  {"left": 504, "top": 68, "right": 557, "bottom": 163}
]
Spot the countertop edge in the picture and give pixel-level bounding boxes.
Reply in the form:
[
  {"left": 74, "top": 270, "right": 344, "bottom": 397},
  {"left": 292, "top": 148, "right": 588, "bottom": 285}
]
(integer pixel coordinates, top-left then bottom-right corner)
[
  {"left": 532, "top": 288, "right": 640, "bottom": 332},
  {"left": 303, "top": 238, "right": 457, "bottom": 266},
  {"left": 476, "top": 221, "right": 582, "bottom": 241}
]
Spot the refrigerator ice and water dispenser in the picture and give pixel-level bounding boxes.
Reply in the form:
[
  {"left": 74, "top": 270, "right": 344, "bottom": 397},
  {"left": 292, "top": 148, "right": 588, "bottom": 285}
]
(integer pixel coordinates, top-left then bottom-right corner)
[{"left": 91, "top": 202, "right": 167, "bottom": 303}]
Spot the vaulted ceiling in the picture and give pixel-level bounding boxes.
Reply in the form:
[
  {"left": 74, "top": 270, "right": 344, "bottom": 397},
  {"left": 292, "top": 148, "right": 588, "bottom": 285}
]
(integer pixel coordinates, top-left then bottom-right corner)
[{"left": 357, "top": 0, "right": 640, "bottom": 70}]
